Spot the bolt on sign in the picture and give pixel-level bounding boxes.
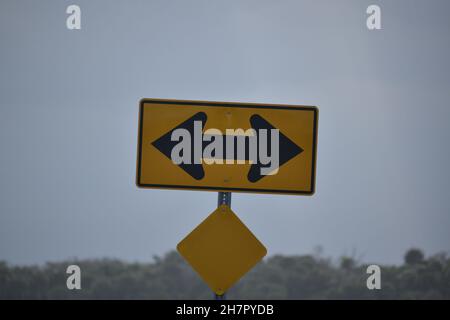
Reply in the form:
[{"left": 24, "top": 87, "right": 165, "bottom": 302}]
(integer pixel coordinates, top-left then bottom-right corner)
[
  {"left": 136, "top": 99, "right": 318, "bottom": 195},
  {"left": 177, "top": 205, "right": 267, "bottom": 295}
]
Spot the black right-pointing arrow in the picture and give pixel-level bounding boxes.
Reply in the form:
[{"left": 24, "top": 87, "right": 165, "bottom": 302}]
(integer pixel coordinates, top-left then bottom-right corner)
[{"left": 247, "top": 114, "right": 303, "bottom": 183}]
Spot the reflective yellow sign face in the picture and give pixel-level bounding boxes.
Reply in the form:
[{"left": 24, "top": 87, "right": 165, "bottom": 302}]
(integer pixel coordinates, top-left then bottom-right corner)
[
  {"left": 136, "top": 99, "right": 318, "bottom": 195},
  {"left": 177, "top": 205, "right": 267, "bottom": 295}
]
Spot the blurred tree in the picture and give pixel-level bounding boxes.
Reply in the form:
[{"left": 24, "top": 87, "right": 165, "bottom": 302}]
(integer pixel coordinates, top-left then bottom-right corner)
[
  {"left": 404, "top": 248, "right": 425, "bottom": 266},
  {"left": 340, "top": 257, "right": 356, "bottom": 271}
]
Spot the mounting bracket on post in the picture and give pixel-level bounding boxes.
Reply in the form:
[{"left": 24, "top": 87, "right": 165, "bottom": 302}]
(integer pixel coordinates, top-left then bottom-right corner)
[{"left": 217, "top": 192, "right": 232, "bottom": 207}]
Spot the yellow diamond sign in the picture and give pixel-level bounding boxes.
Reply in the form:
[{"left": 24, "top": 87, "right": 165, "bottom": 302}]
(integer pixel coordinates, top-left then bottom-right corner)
[{"left": 177, "top": 205, "right": 267, "bottom": 295}]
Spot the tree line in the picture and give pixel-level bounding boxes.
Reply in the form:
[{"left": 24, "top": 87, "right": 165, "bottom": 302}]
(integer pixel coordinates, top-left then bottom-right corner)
[{"left": 0, "top": 248, "right": 449, "bottom": 299}]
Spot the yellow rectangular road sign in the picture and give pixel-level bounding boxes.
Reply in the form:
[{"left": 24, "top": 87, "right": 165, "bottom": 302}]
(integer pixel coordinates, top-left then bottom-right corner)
[
  {"left": 136, "top": 99, "right": 318, "bottom": 195},
  {"left": 177, "top": 204, "right": 267, "bottom": 295}
]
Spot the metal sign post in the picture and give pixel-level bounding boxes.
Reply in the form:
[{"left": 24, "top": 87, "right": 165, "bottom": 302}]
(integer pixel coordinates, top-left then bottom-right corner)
[{"left": 215, "top": 192, "right": 231, "bottom": 300}]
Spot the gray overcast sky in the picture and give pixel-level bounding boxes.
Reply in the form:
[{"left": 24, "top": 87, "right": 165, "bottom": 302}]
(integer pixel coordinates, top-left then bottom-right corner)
[{"left": 1, "top": 0, "right": 449, "bottom": 265}]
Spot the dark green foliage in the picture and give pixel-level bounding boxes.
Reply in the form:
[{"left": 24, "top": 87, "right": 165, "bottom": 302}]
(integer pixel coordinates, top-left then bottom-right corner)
[
  {"left": 404, "top": 248, "right": 425, "bottom": 266},
  {"left": 0, "top": 249, "right": 449, "bottom": 299}
]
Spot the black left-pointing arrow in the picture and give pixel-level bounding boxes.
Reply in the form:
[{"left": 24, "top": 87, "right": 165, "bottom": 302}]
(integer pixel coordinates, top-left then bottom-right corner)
[{"left": 151, "top": 112, "right": 207, "bottom": 180}]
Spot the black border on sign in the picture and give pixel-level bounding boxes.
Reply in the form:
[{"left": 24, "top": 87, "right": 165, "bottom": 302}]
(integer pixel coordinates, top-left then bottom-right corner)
[{"left": 136, "top": 98, "right": 319, "bottom": 196}]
